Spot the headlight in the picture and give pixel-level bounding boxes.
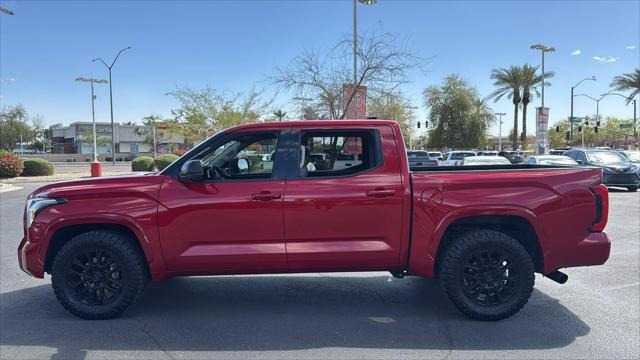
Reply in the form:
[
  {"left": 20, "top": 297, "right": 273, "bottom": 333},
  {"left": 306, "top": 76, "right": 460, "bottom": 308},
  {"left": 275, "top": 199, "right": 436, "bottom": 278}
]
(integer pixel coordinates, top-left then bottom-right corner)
[{"left": 26, "top": 198, "right": 66, "bottom": 228}]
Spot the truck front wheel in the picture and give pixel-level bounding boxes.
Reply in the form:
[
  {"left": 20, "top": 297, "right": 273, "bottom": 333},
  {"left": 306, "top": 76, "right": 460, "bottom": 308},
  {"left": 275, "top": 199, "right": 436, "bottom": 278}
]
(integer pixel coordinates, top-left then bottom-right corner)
[
  {"left": 51, "top": 230, "right": 148, "bottom": 319},
  {"left": 438, "top": 229, "right": 535, "bottom": 321}
]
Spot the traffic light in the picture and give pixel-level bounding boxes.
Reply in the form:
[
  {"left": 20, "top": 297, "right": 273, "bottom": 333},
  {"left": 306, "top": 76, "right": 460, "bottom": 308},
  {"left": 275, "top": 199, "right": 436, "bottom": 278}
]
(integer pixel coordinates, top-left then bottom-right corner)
[
  {"left": 556, "top": 125, "right": 560, "bottom": 133},
  {"left": 585, "top": 120, "right": 589, "bottom": 126},
  {"left": 578, "top": 125, "right": 582, "bottom": 132},
  {"left": 594, "top": 126, "right": 599, "bottom": 133},
  {"left": 565, "top": 131, "right": 571, "bottom": 141},
  {"left": 596, "top": 120, "right": 601, "bottom": 127},
  {"left": 417, "top": 121, "right": 421, "bottom": 128}
]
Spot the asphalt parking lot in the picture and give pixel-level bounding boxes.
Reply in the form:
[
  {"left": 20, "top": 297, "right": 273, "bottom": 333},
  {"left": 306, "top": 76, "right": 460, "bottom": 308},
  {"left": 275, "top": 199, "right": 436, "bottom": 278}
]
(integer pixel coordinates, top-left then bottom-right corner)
[{"left": 1, "top": 182, "right": 638, "bottom": 360}]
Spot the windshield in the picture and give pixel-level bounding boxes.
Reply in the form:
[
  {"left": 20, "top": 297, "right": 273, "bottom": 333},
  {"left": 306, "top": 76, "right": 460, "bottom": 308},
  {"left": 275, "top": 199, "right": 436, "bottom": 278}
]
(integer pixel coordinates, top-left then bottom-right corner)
[
  {"left": 464, "top": 157, "right": 510, "bottom": 165},
  {"left": 451, "top": 152, "right": 476, "bottom": 160},
  {"left": 586, "top": 152, "right": 628, "bottom": 165},
  {"left": 624, "top": 151, "right": 640, "bottom": 161}
]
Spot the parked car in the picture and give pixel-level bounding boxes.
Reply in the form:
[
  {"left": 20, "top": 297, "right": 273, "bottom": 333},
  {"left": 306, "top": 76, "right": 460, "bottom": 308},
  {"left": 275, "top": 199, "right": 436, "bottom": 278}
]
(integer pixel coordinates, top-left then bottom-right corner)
[
  {"left": 427, "top": 151, "right": 443, "bottom": 160},
  {"left": 564, "top": 149, "right": 640, "bottom": 191},
  {"left": 549, "top": 148, "right": 571, "bottom": 156},
  {"left": 19, "top": 120, "right": 611, "bottom": 321},
  {"left": 462, "top": 156, "right": 511, "bottom": 165},
  {"left": 441, "top": 151, "right": 477, "bottom": 166},
  {"left": 616, "top": 150, "right": 640, "bottom": 165},
  {"left": 498, "top": 151, "right": 524, "bottom": 164},
  {"left": 477, "top": 151, "right": 499, "bottom": 156},
  {"left": 407, "top": 150, "right": 438, "bottom": 167},
  {"left": 526, "top": 155, "right": 578, "bottom": 166}
]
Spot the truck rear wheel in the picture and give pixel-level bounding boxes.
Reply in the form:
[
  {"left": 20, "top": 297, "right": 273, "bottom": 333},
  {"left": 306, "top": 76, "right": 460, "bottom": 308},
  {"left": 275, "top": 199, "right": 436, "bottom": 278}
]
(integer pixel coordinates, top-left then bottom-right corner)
[
  {"left": 439, "top": 229, "right": 535, "bottom": 321},
  {"left": 627, "top": 186, "right": 638, "bottom": 192},
  {"left": 51, "top": 230, "right": 147, "bottom": 319}
]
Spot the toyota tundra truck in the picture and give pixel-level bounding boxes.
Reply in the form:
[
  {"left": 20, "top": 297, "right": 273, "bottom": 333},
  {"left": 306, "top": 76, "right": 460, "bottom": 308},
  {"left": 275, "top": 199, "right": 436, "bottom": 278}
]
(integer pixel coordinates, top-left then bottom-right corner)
[{"left": 18, "top": 120, "right": 611, "bottom": 320}]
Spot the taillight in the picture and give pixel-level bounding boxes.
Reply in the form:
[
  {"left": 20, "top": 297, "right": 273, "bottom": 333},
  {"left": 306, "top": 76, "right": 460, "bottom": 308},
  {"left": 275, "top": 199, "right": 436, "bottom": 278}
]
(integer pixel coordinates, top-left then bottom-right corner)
[{"left": 589, "top": 184, "right": 609, "bottom": 232}]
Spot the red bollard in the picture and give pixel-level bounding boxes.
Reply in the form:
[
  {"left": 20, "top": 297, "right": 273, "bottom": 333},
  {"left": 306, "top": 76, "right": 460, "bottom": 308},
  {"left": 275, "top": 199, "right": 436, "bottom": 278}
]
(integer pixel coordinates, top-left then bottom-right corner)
[{"left": 90, "top": 161, "right": 103, "bottom": 177}]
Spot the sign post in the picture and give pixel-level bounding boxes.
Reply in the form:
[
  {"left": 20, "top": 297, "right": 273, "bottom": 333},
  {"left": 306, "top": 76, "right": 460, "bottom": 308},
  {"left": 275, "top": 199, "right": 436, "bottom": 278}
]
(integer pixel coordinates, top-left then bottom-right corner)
[{"left": 536, "top": 107, "right": 549, "bottom": 155}]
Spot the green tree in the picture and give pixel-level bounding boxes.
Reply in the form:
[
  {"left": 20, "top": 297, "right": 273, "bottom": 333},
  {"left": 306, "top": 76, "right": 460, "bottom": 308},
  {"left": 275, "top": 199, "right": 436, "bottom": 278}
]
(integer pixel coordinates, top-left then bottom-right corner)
[
  {"left": 367, "top": 91, "right": 417, "bottom": 144},
  {"left": 167, "top": 86, "right": 273, "bottom": 146},
  {"left": 0, "top": 105, "right": 34, "bottom": 150},
  {"left": 520, "top": 64, "right": 554, "bottom": 148},
  {"left": 272, "top": 109, "right": 287, "bottom": 121},
  {"left": 423, "top": 74, "right": 494, "bottom": 149},
  {"left": 134, "top": 114, "right": 172, "bottom": 152},
  {"left": 489, "top": 66, "right": 522, "bottom": 150},
  {"left": 610, "top": 68, "right": 640, "bottom": 103}
]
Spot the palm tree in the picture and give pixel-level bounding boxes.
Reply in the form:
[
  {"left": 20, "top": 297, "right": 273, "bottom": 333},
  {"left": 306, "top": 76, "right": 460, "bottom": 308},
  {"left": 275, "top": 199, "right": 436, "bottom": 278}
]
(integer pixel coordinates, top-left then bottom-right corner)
[
  {"left": 272, "top": 109, "right": 287, "bottom": 121},
  {"left": 490, "top": 66, "right": 522, "bottom": 150},
  {"left": 610, "top": 68, "right": 640, "bottom": 103},
  {"left": 520, "top": 64, "right": 554, "bottom": 148}
]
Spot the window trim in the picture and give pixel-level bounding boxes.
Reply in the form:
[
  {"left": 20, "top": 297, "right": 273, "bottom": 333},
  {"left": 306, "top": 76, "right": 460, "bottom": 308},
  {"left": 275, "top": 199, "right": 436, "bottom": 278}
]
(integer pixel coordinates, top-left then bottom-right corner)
[{"left": 287, "top": 129, "right": 384, "bottom": 180}]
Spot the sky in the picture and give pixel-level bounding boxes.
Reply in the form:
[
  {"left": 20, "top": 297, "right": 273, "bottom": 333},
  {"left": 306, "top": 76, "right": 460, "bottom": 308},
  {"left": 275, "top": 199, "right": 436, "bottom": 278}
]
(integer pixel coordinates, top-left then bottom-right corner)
[{"left": 1, "top": 0, "right": 639, "bottom": 138}]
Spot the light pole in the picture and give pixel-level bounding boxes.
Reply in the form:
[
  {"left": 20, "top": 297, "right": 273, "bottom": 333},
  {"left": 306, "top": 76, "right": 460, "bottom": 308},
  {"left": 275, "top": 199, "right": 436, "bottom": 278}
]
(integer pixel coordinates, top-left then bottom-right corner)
[
  {"left": 575, "top": 93, "right": 606, "bottom": 147},
  {"left": 353, "top": 0, "right": 376, "bottom": 86},
  {"left": 570, "top": 76, "right": 596, "bottom": 145},
  {"left": 93, "top": 46, "right": 132, "bottom": 164},
  {"left": 602, "top": 91, "right": 638, "bottom": 146},
  {"left": 495, "top": 112, "right": 507, "bottom": 151},
  {"left": 530, "top": 44, "right": 554, "bottom": 155},
  {"left": 75, "top": 77, "right": 108, "bottom": 176}
]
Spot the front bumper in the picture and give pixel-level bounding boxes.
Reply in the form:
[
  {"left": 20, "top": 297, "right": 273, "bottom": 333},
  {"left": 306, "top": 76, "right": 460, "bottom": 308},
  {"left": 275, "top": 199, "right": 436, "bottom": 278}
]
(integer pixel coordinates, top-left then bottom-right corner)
[
  {"left": 18, "top": 236, "right": 45, "bottom": 278},
  {"left": 603, "top": 173, "right": 640, "bottom": 187}
]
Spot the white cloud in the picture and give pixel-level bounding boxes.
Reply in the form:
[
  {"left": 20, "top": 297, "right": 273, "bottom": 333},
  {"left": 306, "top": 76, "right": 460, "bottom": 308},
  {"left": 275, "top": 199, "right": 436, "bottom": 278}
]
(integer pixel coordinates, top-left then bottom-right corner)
[
  {"left": 571, "top": 49, "right": 581, "bottom": 55},
  {"left": 626, "top": 45, "right": 637, "bottom": 50},
  {"left": 0, "top": 77, "right": 16, "bottom": 83},
  {"left": 593, "top": 56, "right": 617, "bottom": 63}
]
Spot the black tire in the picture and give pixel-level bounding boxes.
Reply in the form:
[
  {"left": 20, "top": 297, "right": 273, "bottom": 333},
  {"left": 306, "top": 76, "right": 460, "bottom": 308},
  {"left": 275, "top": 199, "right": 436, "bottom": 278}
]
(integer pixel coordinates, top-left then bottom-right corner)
[
  {"left": 438, "top": 229, "right": 535, "bottom": 321},
  {"left": 51, "top": 230, "right": 148, "bottom": 320},
  {"left": 627, "top": 186, "right": 638, "bottom": 192}
]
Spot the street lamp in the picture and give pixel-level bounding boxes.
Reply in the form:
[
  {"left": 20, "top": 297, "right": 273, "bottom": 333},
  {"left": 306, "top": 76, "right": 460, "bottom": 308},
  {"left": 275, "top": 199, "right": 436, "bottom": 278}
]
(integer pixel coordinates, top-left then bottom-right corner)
[
  {"left": 353, "top": 0, "right": 377, "bottom": 86},
  {"left": 530, "top": 44, "right": 554, "bottom": 154},
  {"left": 495, "top": 112, "right": 507, "bottom": 151},
  {"left": 93, "top": 46, "right": 132, "bottom": 164},
  {"left": 601, "top": 91, "right": 638, "bottom": 144},
  {"left": 570, "top": 76, "right": 596, "bottom": 145},
  {"left": 574, "top": 93, "right": 606, "bottom": 147},
  {"left": 75, "top": 77, "right": 108, "bottom": 176}
]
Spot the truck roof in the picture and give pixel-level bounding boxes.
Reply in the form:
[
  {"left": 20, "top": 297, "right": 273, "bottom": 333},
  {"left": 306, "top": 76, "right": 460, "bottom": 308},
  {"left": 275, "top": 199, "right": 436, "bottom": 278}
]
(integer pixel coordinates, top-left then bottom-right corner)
[{"left": 229, "top": 119, "right": 399, "bottom": 131}]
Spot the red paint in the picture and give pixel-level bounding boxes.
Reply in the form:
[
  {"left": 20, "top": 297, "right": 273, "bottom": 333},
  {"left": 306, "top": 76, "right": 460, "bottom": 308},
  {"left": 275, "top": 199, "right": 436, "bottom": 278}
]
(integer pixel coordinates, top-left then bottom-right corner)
[{"left": 18, "top": 120, "right": 610, "bottom": 283}]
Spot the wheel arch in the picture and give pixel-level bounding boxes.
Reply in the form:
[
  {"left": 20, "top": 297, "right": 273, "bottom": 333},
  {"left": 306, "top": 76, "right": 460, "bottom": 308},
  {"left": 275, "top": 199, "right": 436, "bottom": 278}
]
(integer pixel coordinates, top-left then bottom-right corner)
[
  {"left": 44, "top": 223, "right": 150, "bottom": 277},
  {"left": 433, "top": 215, "right": 544, "bottom": 275}
]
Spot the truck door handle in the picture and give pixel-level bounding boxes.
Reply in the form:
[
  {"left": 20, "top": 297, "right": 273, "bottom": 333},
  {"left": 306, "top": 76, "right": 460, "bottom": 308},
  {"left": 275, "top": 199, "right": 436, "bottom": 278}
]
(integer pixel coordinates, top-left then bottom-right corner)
[
  {"left": 251, "top": 192, "right": 281, "bottom": 201},
  {"left": 366, "top": 188, "right": 396, "bottom": 197}
]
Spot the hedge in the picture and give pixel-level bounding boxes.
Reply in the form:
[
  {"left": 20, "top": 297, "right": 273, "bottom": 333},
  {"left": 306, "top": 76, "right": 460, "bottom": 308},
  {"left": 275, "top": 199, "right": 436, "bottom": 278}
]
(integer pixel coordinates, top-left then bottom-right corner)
[
  {"left": 131, "top": 156, "right": 155, "bottom": 171},
  {"left": 0, "top": 151, "right": 24, "bottom": 178},
  {"left": 23, "top": 158, "right": 54, "bottom": 176},
  {"left": 154, "top": 154, "right": 179, "bottom": 171}
]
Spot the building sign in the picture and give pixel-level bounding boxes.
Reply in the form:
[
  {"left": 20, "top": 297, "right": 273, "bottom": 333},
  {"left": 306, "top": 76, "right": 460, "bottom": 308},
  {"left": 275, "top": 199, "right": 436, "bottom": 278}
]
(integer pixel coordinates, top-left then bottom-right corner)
[
  {"left": 342, "top": 84, "right": 367, "bottom": 119},
  {"left": 536, "top": 107, "right": 549, "bottom": 155},
  {"left": 77, "top": 125, "right": 112, "bottom": 134}
]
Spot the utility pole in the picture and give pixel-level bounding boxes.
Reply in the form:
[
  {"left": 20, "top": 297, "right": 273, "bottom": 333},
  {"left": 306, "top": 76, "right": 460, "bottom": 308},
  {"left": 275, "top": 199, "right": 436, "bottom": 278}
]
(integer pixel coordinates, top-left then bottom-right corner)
[
  {"left": 530, "top": 44, "right": 554, "bottom": 155},
  {"left": 495, "top": 112, "right": 507, "bottom": 151}
]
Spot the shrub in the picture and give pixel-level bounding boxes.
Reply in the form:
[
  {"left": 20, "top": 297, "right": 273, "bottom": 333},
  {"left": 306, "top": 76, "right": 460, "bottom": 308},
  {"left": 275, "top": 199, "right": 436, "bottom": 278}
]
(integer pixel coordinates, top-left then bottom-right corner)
[
  {"left": 23, "top": 158, "right": 54, "bottom": 176},
  {"left": 154, "top": 154, "right": 179, "bottom": 171},
  {"left": 131, "top": 156, "right": 155, "bottom": 171},
  {"left": 0, "top": 151, "right": 24, "bottom": 177}
]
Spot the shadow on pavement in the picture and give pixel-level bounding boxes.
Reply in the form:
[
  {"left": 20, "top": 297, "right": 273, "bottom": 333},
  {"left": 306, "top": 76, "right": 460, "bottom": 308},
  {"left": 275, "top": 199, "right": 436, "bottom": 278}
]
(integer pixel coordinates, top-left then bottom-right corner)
[{"left": 0, "top": 275, "right": 590, "bottom": 358}]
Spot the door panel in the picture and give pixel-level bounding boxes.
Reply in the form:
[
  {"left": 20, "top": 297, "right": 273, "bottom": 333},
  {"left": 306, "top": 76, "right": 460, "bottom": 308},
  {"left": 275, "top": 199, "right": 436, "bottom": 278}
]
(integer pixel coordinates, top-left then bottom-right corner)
[
  {"left": 157, "top": 130, "right": 287, "bottom": 273},
  {"left": 159, "top": 178, "right": 286, "bottom": 272},
  {"left": 283, "top": 126, "right": 405, "bottom": 270}
]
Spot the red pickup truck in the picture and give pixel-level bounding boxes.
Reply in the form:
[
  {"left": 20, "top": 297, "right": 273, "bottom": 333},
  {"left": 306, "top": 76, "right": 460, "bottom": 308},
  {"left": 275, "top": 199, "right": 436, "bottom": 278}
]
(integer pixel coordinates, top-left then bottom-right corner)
[{"left": 18, "top": 120, "right": 611, "bottom": 320}]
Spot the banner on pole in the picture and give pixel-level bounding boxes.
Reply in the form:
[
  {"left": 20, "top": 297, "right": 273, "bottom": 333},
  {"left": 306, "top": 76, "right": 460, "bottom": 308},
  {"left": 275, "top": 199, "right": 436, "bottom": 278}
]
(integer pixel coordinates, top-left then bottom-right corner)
[
  {"left": 342, "top": 84, "right": 367, "bottom": 119},
  {"left": 536, "top": 107, "right": 549, "bottom": 154}
]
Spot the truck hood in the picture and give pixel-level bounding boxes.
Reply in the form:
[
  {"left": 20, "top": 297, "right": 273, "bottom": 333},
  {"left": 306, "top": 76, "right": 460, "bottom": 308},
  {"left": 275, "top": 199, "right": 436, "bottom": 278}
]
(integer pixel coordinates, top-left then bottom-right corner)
[{"left": 30, "top": 172, "right": 166, "bottom": 200}]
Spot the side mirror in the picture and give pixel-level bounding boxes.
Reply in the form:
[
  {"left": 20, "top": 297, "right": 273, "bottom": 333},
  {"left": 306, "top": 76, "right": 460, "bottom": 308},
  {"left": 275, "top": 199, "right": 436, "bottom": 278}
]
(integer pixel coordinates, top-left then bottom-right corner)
[
  {"left": 179, "top": 160, "right": 204, "bottom": 181},
  {"left": 576, "top": 159, "right": 583, "bottom": 165},
  {"left": 229, "top": 158, "right": 250, "bottom": 175}
]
